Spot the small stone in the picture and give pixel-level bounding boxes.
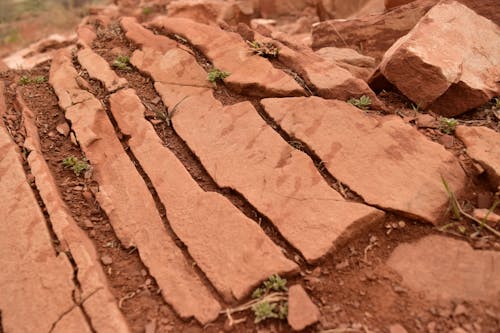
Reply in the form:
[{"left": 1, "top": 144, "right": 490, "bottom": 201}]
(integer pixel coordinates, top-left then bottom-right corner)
[
  {"left": 427, "top": 321, "right": 436, "bottom": 333},
  {"left": 145, "top": 320, "right": 156, "bottom": 333},
  {"left": 335, "top": 259, "right": 349, "bottom": 270},
  {"left": 141, "top": 269, "right": 148, "bottom": 277},
  {"left": 453, "top": 303, "right": 467, "bottom": 317},
  {"left": 287, "top": 285, "right": 320, "bottom": 331},
  {"left": 389, "top": 323, "right": 408, "bottom": 333},
  {"left": 473, "top": 209, "right": 500, "bottom": 224},
  {"left": 83, "top": 219, "right": 94, "bottom": 229},
  {"left": 438, "top": 134, "right": 454, "bottom": 149},
  {"left": 101, "top": 255, "right": 113, "bottom": 265},
  {"left": 416, "top": 114, "right": 437, "bottom": 129},
  {"left": 450, "top": 328, "right": 468, "bottom": 333},
  {"left": 82, "top": 190, "right": 93, "bottom": 203},
  {"left": 56, "top": 122, "right": 70, "bottom": 136},
  {"left": 398, "top": 221, "right": 406, "bottom": 228},
  {"left": 70, "top": 132, "right": 78, "bottom": 145}
]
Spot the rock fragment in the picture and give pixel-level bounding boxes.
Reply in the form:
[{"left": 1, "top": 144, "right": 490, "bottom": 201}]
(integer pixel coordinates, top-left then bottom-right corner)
[{"left": 287, "top": 285, "right": 321, "bottom": 331}]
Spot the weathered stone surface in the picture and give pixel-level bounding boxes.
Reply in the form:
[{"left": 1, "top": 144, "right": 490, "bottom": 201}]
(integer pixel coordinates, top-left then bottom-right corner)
[
  {"left": 255, "top": 33, "right": 381, "bottom": 105},
  {"left": 121, "top": 17, "right": 177, "bottom": 53},
  {"left": 384, "top": 0, "right": 500, "bottom": 24},
  {"left": 150, "top": 17, "right": 305, "bottom": 97},
  {"left": 389, "top": 323, "right": 409, "bottom": 333},
  {"left": 166, "top": 0, "right": 254, "bottom": 25},
  {"left": 287, "top": 285, "right": 320, "bottom": 331},
  {"left": 261, "top": 97, "right": 466, "bottom": 223},
  {"left": 375, "top": 1, "right": 500, "bottom": 116},
  {"left": 77, "top": 47, "right": 127, "bottom": 92},
  {"left": 50, "top": 48, "right": 221, "bottom": 324},
  {"left": 456, "top": 126, "right": 500, "bottom": 187},
  {"left": 18, "top": 93, "right": 130, "bottom": 333},
  {"left": 473, "top": 209, "right": 500, "bottom": 224},
  {"left": 77, "top": 19, "right": 97, "bottom": 47},
  {"left": 0, "top": 101, "right": 90, "bottom": 332},
  {"left": 109, "top": 88, "right": 297, "bottom": 301},
  {"left": 312, "top": 0, "right": 436, "bottom": 59},
  {"left": 388, "top": 235, "right": 500, "bottom": 301},
  {"left": 315, "top": 47, "right": 375, "bottom": 68},
  {"left": 257, "top": 0, "right": 316, "bottom": 18},
  {"left": 132, "top": 47, "right": 384, "bottom": 262},
  {"left": 318, "top": 0, "right": 385, "bottom": 20}
]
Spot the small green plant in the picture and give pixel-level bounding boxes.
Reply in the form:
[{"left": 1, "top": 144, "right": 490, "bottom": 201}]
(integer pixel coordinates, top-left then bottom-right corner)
[
  {"left": 347, "top": 95, "right": 372, "bottom": 110},
  {"left": 494, "top": 97, "right": 500, "bottom": 109},
  {"left": 246, "top": 40, "right": 279, "bottom": 58},
  {"left": 142, "top": 7, "right": 153, "bottom": 15},
  {"left": 207, "top": 68, "right": 230, "bottom": 87},
  {"left": 62, "top": 156, "right": 90, "bottom": 176},
  {"left": 19, "top": 75, "right": 46, "bottom": 85},
  {"left": 112, "top": 55, "right": 131, "bottom": 70},
  {"left": 155, "top": 96, "right": 189, "bottom": 126},
  {"left": 252, "top": 301, "right": 279, "bottom": 323},
  {"left": 439, "top": 117, "right": 458, "bottom": 134}
]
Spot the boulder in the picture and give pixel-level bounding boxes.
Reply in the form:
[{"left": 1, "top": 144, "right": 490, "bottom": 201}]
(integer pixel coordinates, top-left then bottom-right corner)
[{"left": 373, "top": 1, "right": 500, "bottom": 116}]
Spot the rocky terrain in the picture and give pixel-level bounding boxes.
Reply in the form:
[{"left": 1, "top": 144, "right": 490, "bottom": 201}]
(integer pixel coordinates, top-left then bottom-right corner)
[{"left": 0, "top": 0, "right": 499, "bottom": 332}]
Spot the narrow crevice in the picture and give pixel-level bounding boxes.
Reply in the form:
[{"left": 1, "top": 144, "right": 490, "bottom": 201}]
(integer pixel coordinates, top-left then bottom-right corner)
[
  {"left": 90, "top": 24, "right": 309, "bottom": 268},
  {"left": 100, "top": 95, "right": 228, "bottom": 307},
  {"left": 13, "top": 68, "right": 178, "bottom": 332},
  {"left": 0, "top": 311, "right": 3, "bottom": 333}
]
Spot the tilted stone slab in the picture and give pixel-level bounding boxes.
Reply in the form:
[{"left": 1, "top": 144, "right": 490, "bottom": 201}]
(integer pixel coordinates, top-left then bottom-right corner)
[
  {"left": 456, "top": 125, "right": 500, "bottom": 188},
  {"left": 0, "top": 90, "right": 90, "bottom": 333},
  {"left": 261, "top": 97, "right": 466, "bottom": 223},
  {"left": 375, "top": 1, "right": 500, "bottom": 116},
  {"left": 77, "top": 47, "right": 127, "bottom": 92},
  {"left": 49, "top": 48, "right": 221, "bottom": 324},
  {"left": 18, "top": 93, "right": 130, "bottom": 333},
  {"left": 109, "top": 88, "right": 297, "bottom": 302},
  {"left": 130, "top": 44, "right": 384, "bottom": 263},
  {"left": 255, "top": 32, "right": 382, "bottom": 107},
  {"left": 150, "top": 17, "right": 306, "bottom": 97},
  {"left": 121, "top": 17, "right": 177, "bottom": 53}
]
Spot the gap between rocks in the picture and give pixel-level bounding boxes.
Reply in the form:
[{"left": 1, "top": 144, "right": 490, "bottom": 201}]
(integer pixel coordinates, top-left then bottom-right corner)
[{"left": 91, "top": 23, "right": 309, "bottom": 268}]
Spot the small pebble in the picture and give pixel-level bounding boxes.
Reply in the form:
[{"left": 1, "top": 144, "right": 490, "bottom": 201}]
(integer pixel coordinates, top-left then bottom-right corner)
[{"left": 101, "top": 255, "right": 113, "bottom": 265}]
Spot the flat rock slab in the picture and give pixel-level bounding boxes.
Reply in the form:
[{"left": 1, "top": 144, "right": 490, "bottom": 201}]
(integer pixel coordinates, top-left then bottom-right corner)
[
  {"left": 109, "top": 88, "right": 297, "bottom": 302},
  {"left": 388, "top": 235, "right": 500, "bottom": 301},
  {"left": 50, "top": 48, "right": 221, "bottom": 324},
  {"left": 77, "top": 47, "right": 127, "bottom": 92},
  {"left": 456, "top": 125, "right": 500, "bottom": 188},
  {"left": 287, "top": 285, "right": 321, "bottom": 331},
  {"left": 375, "top": 1, "right": 500, "bottom": 116},
  {"left": 0, "top": 112, "right": 90, "bottom": 332},
  {"left": 255, "top": 33, "right": 381, "bottom": 106},
  {"left": 121, "top": 17, "right": 177, "bottom": 53},
  {"left": 18, "top": 93, "right": 130, "bottom": 333},
  {"left": 150, "top": 17, "right": 306, "bottom": 97},
  {"left": 261, "top": 97, "right": 466, "bottom": 223}
]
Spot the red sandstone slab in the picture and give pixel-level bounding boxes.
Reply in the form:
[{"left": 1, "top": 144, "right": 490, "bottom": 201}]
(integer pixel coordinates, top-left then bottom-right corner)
[
  {"left": 388, "top": 235, "right": 500, "bottom": 301},
  {"left": 261, "top": 97, "right": 466, "bottom": 223},
  {"left": 0, "top": 101, "right": 90, "bottom": 332},
  {"left": 121, "top": 17, "right": 177, "bottom": 53},
  {"left": 150, "top": 17, "right": 305, "bottom": 97},
  {"left": 49, "top": 48, "right": 221, "bottom": 324},
  {"left": 77, "top": 47, "right": 128, "bottom": 92},
  {"left": 18, "top": 93, "right": 130, "bottom": 333},
  {"left": 456, "top": 125, "right": 500, "bottom": 188},
  {"left": 109, "top": 88, "right": 297, "bottom": 301}
]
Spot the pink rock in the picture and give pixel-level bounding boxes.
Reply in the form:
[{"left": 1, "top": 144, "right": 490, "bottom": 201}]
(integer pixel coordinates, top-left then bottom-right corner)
[
  {"left": 261, "top": 97, "right": 466, "bottom": 223},
  {"left": 472, "top": 209, "right": 500, "bottom": 225},
  {"left": 287, "top": 285, "right": 321, "bottom": 331},
  {"left": 456, "top": 126, "right": 500, "bottom": 187},
  {"left": 257, "top": 0, "right": 316, "bottom": 18},
  {"left": 374, "top": 1, "right": 500, "bottom": 116},
  {"left": 388, "top": 235, "right": 500, "bottom": 301},
  {"left": 389, "top": 324, "right": 409, "bottom": 333},
  {"left": 121, "top": 17, "right": 177, "bottom": 53},
  {"left": 77, "top": 48, "right": 127, "bottom": 92}
]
